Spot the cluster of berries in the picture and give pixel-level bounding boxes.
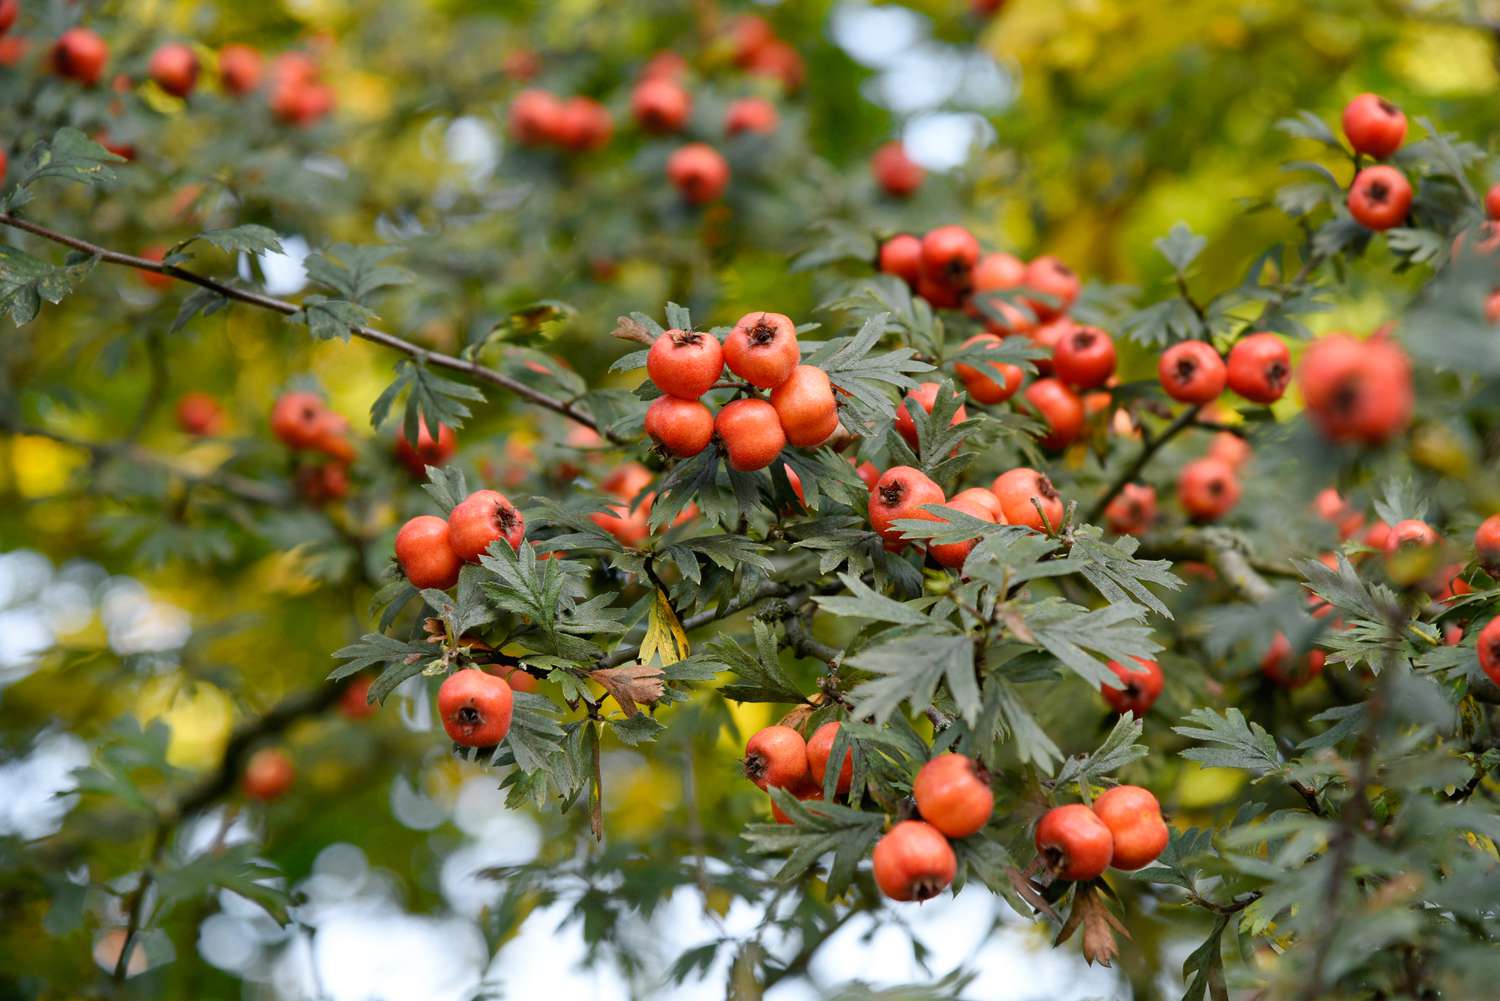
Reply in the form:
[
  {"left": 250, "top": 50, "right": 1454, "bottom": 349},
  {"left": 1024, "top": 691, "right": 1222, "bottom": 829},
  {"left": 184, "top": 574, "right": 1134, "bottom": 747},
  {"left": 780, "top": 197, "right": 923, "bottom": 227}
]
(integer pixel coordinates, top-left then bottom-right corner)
[
  {"left": 1034, "top": 787, "right": 1169, "bottom": 883},
  {"left": 50, "top": 25, "right": 334, "bottom": 127},
  {"left": 394, "top": 489, "right": 526, "bottom": 590},
  {"left": 644, "top": 311, "right": 837, "bottom": 470},
  {"left": 271, "top": 391, "right": 356, "bottom": 504},
  {"left": 865, "top": 463, "right": 1063, "bottom": 567}
]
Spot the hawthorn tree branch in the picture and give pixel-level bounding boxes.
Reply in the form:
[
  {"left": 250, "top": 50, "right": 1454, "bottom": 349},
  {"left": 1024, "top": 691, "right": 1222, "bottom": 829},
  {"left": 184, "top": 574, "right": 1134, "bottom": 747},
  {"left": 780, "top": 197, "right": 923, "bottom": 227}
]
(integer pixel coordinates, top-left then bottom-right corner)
[
  {"left": 0, "top": 213, "right": 621, "bottom": 441},
  {"left": 1085, "top": 405, "right": 1203, "bottom": 524},
  {"left": 1136, "top": 527, "right": 1299, "bottom": 602},
  {"left": 597, "top": 579, "right": 791, "bottom": 668}
]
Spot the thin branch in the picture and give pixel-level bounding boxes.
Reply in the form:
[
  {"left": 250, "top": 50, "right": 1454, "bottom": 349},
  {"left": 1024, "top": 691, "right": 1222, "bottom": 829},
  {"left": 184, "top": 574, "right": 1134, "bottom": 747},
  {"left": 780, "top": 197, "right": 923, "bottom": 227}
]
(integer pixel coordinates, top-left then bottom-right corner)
[
  {"left": 1085, "top": 405, "right": 1203, "bottom": 524},
  {"left": 1136, "top": 527, "right": 1299, "bottom": 603},
  {"left": 0, "top": 212, "right": 620, "bottom": 441}
]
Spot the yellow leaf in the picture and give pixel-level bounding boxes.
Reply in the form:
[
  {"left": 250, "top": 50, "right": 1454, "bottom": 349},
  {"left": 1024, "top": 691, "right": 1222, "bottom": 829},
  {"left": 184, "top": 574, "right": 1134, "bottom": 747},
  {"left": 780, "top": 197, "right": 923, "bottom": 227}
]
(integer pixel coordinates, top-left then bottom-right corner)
[{"left": 639, "top": 588, "right": 689, "bottom": 666}]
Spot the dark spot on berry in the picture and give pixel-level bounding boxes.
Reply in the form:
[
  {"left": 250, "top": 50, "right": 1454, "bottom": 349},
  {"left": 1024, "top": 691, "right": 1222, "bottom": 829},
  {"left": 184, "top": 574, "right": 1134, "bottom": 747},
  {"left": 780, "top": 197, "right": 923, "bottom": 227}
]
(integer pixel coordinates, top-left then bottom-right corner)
[
  {"left": 1266, "top": 361, "right": 1290, "bottom": 389},
  {"left": 1366, "top": 181, "right": 1389, "bottom": 204},
  {"left": 1175, "top": 357, "right": 1198, "bottom": 382},
  {"left": 879, "top": 481, "right": 907, "bottom": 507},
  {"left": 1377, "top": 98, "right": 1399, "bottom": 116}
]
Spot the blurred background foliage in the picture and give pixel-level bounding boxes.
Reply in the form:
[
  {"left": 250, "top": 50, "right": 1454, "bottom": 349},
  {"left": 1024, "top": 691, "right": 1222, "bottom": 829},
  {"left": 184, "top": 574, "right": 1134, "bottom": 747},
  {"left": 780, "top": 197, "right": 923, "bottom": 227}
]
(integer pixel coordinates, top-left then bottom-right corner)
[{"left": 3, "top": 0, "right": 1500, "bottom": 998}]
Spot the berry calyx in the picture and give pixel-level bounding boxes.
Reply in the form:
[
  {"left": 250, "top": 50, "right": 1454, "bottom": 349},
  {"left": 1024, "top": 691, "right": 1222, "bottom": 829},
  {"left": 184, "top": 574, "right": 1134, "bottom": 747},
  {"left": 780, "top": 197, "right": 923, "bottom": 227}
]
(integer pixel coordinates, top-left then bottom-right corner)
[
  {"left": 991, "top": 467, "right": 1063, "bottom": 532},
  {"left": 1226, "top": 332, "right": 1291, "bottom": 404},
  {"left": 1101, "top": 657, "right": 1164, "bottom": 717},
  {"left": 770, "top": 364, "right": 839, "bottom": 447},
  {"left": 872, "top": 820, "right": 956, "bottom": 902},
  {"left": 920, "top": 226, "right": 980, "bottom": 290},
  {"left": 448, "top": 490, "right": 526, "bottom": 562},
  {"left": 1348, "top": 165, "right": 1412, "bottom": 231},
  {"left": 913, "top": 753, "right": 993, "bottom": 838},
  {"left": 1035, "top": 803, "right": 1113, "bottom": 881},
  {"left": 806, "top": 721, "right": 853, "bottom": 795},
  {"left": 271, "top": 391, "right": 328, "bottom": 450},
  {"left": 395, "top": 515, "right": 463, "bottom": 590},
  {"left": 437, "top": 669, "right": 514, "bottom": 747},
  {"left": 715, "top": 398, "right": 786, "bottom": 471},
  {"left": 1158, "top": 341, "right": 1227, "bottom": 405},
  {"left": 744, "top": 724, "right": 810, "bottom": 790},
  {"left": 243, "top": 748, "right": 294, "bottom": 801},
  {"left": 724, "top": 312, "right": 800, "bottom": 389},
  {"left": 645, "top": 396, "right": 715, "bottom": 457},
  {"left": 1091, "top": 785, "right": 1169, "bottom": 871},
  {"left": 647, "top": 328, "right": 725, "bottom": 400},
  {"left": 1341, "top": 93, "right": 1407, "bottom": 159}
]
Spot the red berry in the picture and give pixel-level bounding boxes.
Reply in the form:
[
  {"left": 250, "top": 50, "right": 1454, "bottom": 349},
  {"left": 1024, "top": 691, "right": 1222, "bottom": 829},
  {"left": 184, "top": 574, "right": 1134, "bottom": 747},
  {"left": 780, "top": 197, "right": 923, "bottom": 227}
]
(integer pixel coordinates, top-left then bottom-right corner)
[
  {"left": 869, "top": 466, "right": 945, "bottom": 550},
  {"left": 1475, "top": 515, "right": 1500, "bottom": 574},
  {"left": 913, "top": 753, "right": 993, "bottom": 838},
  {"left": 448, "top": 490, "right": 525, "bottom": 562},
  {"left": 393, "top": 419, "right": 457, "bottom": 477},
  {"left": 715, "top": 398, "right": 785, "bottom": 472},
  {"left": 954, "top": 333, "right": 1024, "bottom": 404},
  {"left": 971, "top": 253, "right": 1032, "bottom": 335},
  {"left": 724, "top": 312, "right": 799, "bottom": 389},
  {"left": 509, "top": 88, "right": 563, "bottom": 144},
  {"left": 667, "top": 143, "right": 730, "bottom": 204},
  {"left": 725, "top": 97, "right": 778, "bottom": 137},
  {"left": 872, "top": 141, "right": 924, "bottom": 198},
  {"left": 1487, "top": 184, "right": 1500, "bottom": 222},
  {"left": 920, "top": 226, "right": 980, "bottom": 290},
  {"left": 1178, "top": 457, "right": 1240, "bottom": 521},
  {"left": 395, "top": 515, "right": 462, "bottom": 590},
  {"left": 1313, "top": 488, "right": 1365, "bottom": 540},
  {"left": 647, "top": 328, "right": 725, "bottom": 400},
  {"left": 1022, "top": 256, "right": 1079, "bottom": 321},
  {"left": 339, "top": 676, "right": 377, "bottom": 720},
  {"left": 1477, "top": 618, "right": 1500, "bottom": 686},
  {"left": 745, "top": 41, "right": 804, "bottom": 91},
  {"left": 438, "top": 669, "right": 514, "bottom": 746},
  {"left": 928, "top": 495, "right": 997, "bottom": 569},
  {"left": 1052, "top": 326, "right": 1116, "bottom": 389},
  {"left": 1226, "top": 332, "right": 1291, "bottom": 404},
  {"left": 1348, "top": 165, "right": 1412, "bottom": 231},
  {"left": 1298, "top": 334, "right": 1412, "bottom": 445},
  {"left": 1261, "top": 633, "right": 1325, "bottom": 689},
  {"left": 1105, "top": 483, "right": 1156, "bottom": 536},
  {"left": 149, "top": 42, "right": 199, "bottom": 98},
  {"left": 770, "top": 783, "right": 823, "bottom": 824},
  {"left": 972, "top": 251, "right": 1026, "bottom": 293},
  {"left": 1158, "top": 341, "right": 1226, "bottom": 404},
  {"left": 1027, "top": 317, "right": 1073, "bottom": 373},
  {"left": 296, "top": 462, "right": 349, "bottom": 506},
  {"left": 218, "top": 44, "right": 264, "bottom": 95},
  {"left": 632, "top": 78, "right": 690, "bottom": 133},
  {"left": 991, "top": 467, "right": 1063, "bottom": 532},
  {"left": 644, "top": 396, "right": 714, "bottom": 457},
  {"left": 487, "top": 662, "right": 539, "bottom": 694},
  {"left": 895, "top": 382, "right": 968, "bottom": 450},
  {"left": 243, "top": 748, "right": 294, "bottom": 801},
  {"left": 1101, "top": 657, "right": 1163, "bottom": 717},
  {"left": 872, "top": 820, "right": 956, "bottom": 902},
  {"left": 175, "top": 392, "right": 223, "bottom": 436},
  {"left": 1091, "top": 785, "right": 1169, "bottom": 871},
  {"left": 1341, "top": 93, "right": 1406, "bottom": 159},
  {"left": 1022, "top": 378, "right": 1085, "bottom": 450},
  {"left": 0, "top": 0, "right": 15, "bottom": 34},
  {"left": 1208, "top": 431, "right": 1251, "bottom": 469},
  {"left": 556, "top": 96, "right": 612, "bottom": 152},
  {"left": 729, "top": 15, "right": 774, "bottom": 66},
  {"left": 52, "top": 28, "right": 108, "bottom": 85},
  {"left": 1035, "top": 804, "right": 1113, "bottom": 881},
  {"left": 744, "top": 725, "right": 809, "bottom": 790},
  {"left": 770, "top": 364, "right": 838, "bottom": 447},
  {"left": 853, "top": 459, "right": 881, "bottom": 491},
  {"left": 915, "top": 274, "right": 962, "bottom": 309},
  {"left": 952, "top": 486, "right": 1004, "bottom": 520},
  {"left": 806, "top": 721, "right": 853, "bottom": 795},
  {"left": 1383, "top": 518, "right": 1438, "bottom": 554},
  {"left": 879, "top": 234, "right": 923, "bottom": 287},
  {"left": 270, "top": 392, "right": 327, "bottom": 449},
  {"left": 640, "top": 50, "right": 685, "bottom": 82}
]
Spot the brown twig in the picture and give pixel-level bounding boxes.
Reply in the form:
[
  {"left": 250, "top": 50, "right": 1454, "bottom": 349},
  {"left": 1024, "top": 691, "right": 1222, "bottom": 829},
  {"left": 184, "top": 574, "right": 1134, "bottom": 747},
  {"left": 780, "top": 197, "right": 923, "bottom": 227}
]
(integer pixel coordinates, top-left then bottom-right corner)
[
  {"left": 1085, "top": 405, "right": 1203, "bottom": 524},
  {"left": 0, "top": 213, "right": 621, "bottom": 441}
]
